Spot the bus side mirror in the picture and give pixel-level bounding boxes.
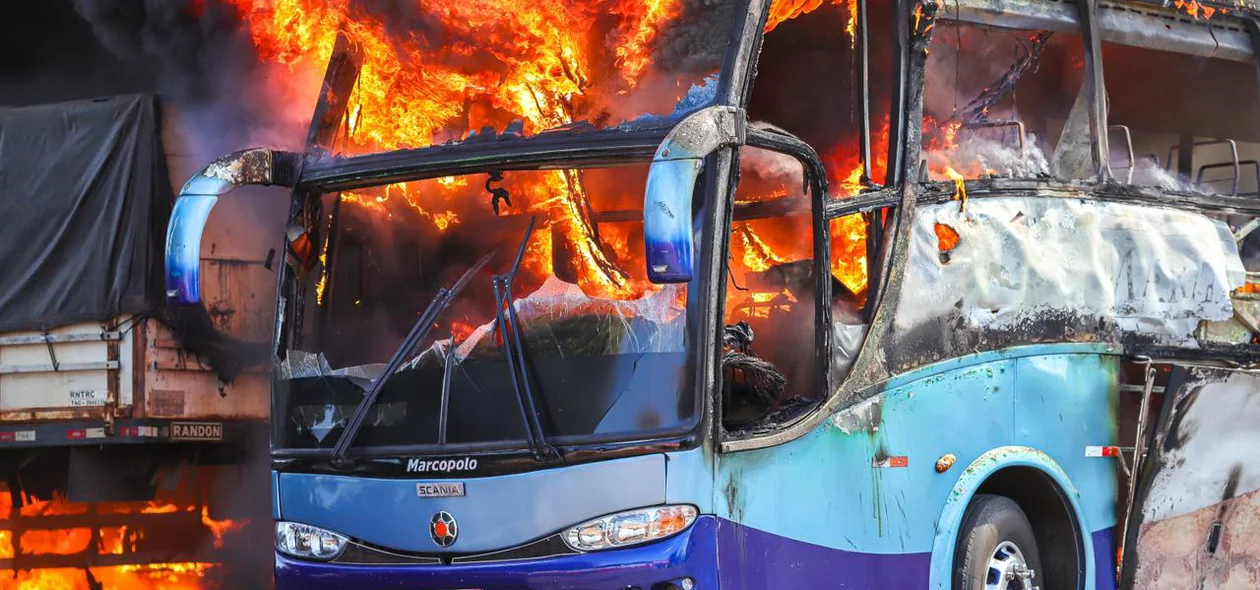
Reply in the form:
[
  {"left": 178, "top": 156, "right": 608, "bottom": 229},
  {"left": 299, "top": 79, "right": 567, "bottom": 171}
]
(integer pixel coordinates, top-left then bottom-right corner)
[
  {"left": 643, "top": 106, "right": 745, "bottom": 284},
  {"left": 165, "top": 148, "right": 300, "bottom": 306}
]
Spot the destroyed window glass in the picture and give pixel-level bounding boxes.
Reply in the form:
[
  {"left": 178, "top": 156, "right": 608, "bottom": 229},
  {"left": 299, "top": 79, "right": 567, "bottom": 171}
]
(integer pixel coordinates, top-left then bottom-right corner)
[
  {"left": 1101, "top": 40, "right": 1260, "bottom": 195},
  {"left": 921, "top": 21, "right": 1089, "bottom": 182},
  {"left": 752, "top": 0, "right": 898, "bottom": 194},
  {"left": 274, "top": 164, "right": 703, "bottom": 450},
  {"left": 829, "top": 212, "right": 871, "bottom": 385},
  {"left": 748, "top": 0, "right": 897, "bottom": 301},
  {"left": 254, "top": 0, "right": 739, "bottom": 158},
  {"left": 722, "top": 147, "right": 820, "bottom": 431}
]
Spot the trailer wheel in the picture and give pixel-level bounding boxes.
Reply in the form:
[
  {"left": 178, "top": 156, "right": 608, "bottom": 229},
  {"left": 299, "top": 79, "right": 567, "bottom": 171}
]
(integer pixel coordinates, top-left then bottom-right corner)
[{"left": 953, "top": 494, "right": 1043, "bottom": 590}]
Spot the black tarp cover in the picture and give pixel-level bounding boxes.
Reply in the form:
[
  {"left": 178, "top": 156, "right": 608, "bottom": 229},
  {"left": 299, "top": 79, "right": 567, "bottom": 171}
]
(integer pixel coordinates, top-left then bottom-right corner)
[{"left": 0, "top": 95, "right": 170, "bottom": 332}]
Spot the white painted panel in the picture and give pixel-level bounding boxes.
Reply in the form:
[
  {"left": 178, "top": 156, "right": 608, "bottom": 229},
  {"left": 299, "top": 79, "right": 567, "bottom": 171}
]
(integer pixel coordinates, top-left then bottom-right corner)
[{"left": 0, "top": 321, "right": 116, "bottom": 413}]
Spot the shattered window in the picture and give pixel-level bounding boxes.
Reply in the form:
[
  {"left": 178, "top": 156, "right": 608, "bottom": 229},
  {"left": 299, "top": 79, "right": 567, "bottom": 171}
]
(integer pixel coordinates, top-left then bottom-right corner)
[
  {"left": 829, "top": 212, "right": 871, "bottom": 384},
  {"left": 275, "top": 164, "right": 703, "bottom": 449},
  {"left": 752, "top": 0, "right": 897, "bottom": 194},
  {"left": 1101, "top": 41, "right": 1260, "bottom": 195},
  {"left": 921, "top": 21, "right": 1089, "bottom": 182},
  {"left": 721, "top": 147, "right": 819, "bottom": 430},
  {"left": 1100, "top": 36, "right": 1260, "bottom": 304},
  {"left": 747, "top": 0, "right": 898, "bottom": 307}
]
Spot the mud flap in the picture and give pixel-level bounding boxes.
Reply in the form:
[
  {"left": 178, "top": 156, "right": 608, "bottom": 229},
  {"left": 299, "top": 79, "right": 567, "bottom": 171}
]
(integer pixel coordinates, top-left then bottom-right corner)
[{"left": 1120, "top": 365, "right": 1260, "bottom": 588}]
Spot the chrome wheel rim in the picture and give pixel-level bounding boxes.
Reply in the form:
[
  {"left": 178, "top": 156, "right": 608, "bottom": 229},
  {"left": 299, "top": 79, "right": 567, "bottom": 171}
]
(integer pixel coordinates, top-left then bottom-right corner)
[{"left": 985, "top": 540, "right": 1037, "bottom": 590}]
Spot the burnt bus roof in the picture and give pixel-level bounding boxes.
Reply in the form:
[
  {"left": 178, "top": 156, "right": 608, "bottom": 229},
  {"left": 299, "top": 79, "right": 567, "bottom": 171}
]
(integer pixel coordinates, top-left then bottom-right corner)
[
  {"left": 297, "top": 123, "right": 672, "bottom": 193},
  {"left": 949, "top": 0, "right": 1256, "bottom": 62}
]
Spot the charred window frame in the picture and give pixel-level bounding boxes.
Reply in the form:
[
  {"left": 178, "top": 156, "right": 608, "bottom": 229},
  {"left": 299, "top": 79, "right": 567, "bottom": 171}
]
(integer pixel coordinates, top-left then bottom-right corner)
[
  {"left": 741, "top": 0, "right": 904, "bottom": 295},
  {"left": 710, "top": 0, "right": 911, "bottom": 445},
  {"left": 264, "top": 0, "right": 807, "bottom": 461},
  {"left": 717, "top": 132, "right": 833, "bottom": 437}
]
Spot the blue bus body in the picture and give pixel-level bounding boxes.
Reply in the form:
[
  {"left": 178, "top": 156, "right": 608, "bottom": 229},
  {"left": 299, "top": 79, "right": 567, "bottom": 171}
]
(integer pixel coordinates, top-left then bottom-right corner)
[
  {"left": 164, "top": 0, "right": 1260, "bottom": 587},
  {"left": 270, "top": 343, "right": 1120, "bottom": 589}
]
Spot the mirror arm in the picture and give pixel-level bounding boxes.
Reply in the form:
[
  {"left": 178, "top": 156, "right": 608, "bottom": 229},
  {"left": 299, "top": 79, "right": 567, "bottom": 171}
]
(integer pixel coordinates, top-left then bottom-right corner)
[
  {"left": 165, "top": 148, "right": 302, "bottom": 306},
  {"left": 653, "top": 105, "right": 747, "bottom": 161}
]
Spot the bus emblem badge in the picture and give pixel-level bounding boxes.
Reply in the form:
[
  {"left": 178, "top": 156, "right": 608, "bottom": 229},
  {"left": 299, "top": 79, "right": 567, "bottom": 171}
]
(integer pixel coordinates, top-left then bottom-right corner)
[{"left": 430, "top": 511, "right": 458, "bottom": 547}]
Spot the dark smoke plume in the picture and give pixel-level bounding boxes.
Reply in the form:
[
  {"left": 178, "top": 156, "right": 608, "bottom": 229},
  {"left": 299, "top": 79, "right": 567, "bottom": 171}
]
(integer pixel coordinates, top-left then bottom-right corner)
[
  {"left": 70, "top": 0, "right": 249, "bottom": 99},
  {"left": 70, "top": 0, "right": 309, "bottom": 153},
  {"left": 652, "top": 0, "right": 738, "bottom": 74},
  {"left": 63, "top": 6, "right": 291, "bottom": 586}
]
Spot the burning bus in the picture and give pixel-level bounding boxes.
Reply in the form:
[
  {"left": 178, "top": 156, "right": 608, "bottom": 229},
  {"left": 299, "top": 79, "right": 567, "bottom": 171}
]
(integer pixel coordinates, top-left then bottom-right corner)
[{"left": 168, "top": 0, "right": 1260, "bottom": 587}]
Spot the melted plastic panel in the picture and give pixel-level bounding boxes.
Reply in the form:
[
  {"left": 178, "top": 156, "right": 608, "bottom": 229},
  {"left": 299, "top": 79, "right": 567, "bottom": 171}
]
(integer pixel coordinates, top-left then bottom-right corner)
[
  {"left": 890, "top": 196, "right": 1245, "bottom": 370},
  {"left": 1140, "top": 370, "right": 1260, "bottom": 523}
]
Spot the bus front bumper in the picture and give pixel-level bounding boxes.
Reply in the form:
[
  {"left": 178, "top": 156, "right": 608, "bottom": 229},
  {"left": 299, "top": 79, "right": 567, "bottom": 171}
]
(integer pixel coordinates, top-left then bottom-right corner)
[{"left": 274, "top": 515, "right": 719, "bottom": 590}]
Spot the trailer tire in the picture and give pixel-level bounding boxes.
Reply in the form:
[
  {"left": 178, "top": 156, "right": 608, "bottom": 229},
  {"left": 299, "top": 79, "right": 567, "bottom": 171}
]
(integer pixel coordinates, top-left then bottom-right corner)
[{"left": 953, "top": 494, "right": 1044, "bottom": 590}]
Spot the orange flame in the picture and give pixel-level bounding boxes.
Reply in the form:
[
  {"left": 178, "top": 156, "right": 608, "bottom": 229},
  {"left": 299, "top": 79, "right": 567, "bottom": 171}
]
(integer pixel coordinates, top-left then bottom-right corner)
[
  {"left": 614, "top": 0, "right": 683, "bottom": 86},
  {"left": 233, "top": 0, "right": 882, "bottom": 334},
  {"left": 200, "top": 507, "right": 247, "bottom": 550},
  {"left": 737, "top": 224, "right": 791, "bottom": 273},
  {"left": 845, "top": 0, "right": 858, "bottom": 47},
  {"left": 766, "top": 0, "right": 859, "bottom": 40},
  {"left": 830, "top": 214, "right": 868, "bottom": 295},
  {"left": 230, "top": 0, "right": 704, "bottom": 301},
  {"left": 1174, "top": 0, "right": 1218, "bottom": 19},
  {"left": 934, "top": 222, "right": 960, "bottom": 252},
  {"left": 944, "top": 165, "right": 967, "bottom": 208},
  {"left": 0, "top": 485, "right": 250, "bottom": 590}
]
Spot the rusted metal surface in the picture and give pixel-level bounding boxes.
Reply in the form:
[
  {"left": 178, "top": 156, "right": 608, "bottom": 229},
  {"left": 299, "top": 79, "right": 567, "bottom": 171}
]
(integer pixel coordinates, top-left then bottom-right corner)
[
  {"left": 199, "top": 259, "right": 276, "bottom": 343},
  {"left": 194, "top": 148, "right": 278, "bottom": 189},
  {"left": 143, "top": 321, "right": 269, "bottom": 421}
]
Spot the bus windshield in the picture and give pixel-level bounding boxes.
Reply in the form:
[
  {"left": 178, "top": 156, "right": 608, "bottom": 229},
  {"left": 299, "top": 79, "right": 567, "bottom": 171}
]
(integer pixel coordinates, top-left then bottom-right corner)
[{"left": 274, "top": 163, "right": 703, "bottom": 452}]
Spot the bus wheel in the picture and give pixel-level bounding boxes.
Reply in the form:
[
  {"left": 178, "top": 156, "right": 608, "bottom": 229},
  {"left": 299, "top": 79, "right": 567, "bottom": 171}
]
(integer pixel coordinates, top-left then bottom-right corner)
[{"left": 953, "top": 494, "right": 1043, "bottom": 590}]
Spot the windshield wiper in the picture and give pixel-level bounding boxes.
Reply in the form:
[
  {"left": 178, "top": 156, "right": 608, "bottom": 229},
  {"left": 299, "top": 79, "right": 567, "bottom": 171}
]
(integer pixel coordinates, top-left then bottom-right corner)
[
  {"left": 331, "top": 252, "right": 494, "bottom": 463},
  {"left": 493, "top": 217, "right": 560, "bottom": 461}
]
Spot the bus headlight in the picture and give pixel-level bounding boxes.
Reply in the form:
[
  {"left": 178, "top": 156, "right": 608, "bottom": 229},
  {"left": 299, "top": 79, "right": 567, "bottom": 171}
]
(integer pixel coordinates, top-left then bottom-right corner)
[
  {"left": 275, "top": 521, "right": 348, "bottom": 560},
  {"left": 562, "top": 505, "right": 698, "bottom": 551}
]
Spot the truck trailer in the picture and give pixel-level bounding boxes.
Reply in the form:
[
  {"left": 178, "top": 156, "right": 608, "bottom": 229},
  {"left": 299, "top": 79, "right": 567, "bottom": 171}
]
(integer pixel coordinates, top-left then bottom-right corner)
[{"left": 0, "top": 94, "right": 273, "bottom": 584}]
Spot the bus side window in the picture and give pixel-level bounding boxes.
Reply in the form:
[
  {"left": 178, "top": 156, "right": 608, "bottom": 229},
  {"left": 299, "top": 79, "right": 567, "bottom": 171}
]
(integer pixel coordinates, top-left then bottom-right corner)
[
  {"left": 828, "top": 212, "right": 872, "bottom": 384},
  {"left": 1100, "top": 37, "right": 1260, "bottom": 196},
  {"left": 921, "top": 19, "right": 1089, "bottom": 182},
  {"left": 750, "top": 0, "right": 897, "bottom": 193},
  {"left": 1100, "top": 34, "right": 1260, "bottom": 331},
  {"left": 722, "top": 147, "right": 819, "bottom": 430}
]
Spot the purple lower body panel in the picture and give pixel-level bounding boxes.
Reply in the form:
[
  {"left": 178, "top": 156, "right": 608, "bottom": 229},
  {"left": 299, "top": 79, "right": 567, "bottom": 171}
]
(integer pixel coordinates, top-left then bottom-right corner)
[
  {"left": 275, "top": 516, "right": 951, "bottom": 589},
  {"left": 275, "top": 516, "right": 720, "bottom": 590},
  {"left": 715, "top": 519, "right": 932, "bottom": 589},
  {"left": 1094, "top": 527, "right": 1118, "bottom": 590}
]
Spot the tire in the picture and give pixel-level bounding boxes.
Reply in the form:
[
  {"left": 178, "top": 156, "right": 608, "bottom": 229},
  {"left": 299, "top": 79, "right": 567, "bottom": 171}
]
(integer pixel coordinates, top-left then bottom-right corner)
[{"left": 953, "top": 494, "right": 1044, "bottom": 590}]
